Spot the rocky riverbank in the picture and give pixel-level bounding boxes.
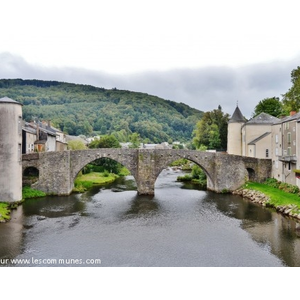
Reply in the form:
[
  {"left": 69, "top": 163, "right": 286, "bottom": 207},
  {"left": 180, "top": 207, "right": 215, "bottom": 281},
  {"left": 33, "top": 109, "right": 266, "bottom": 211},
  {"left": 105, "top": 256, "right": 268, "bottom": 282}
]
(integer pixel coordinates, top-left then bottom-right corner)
[{"left": 233, "top": 188, "right": 300, "bottom": 222}]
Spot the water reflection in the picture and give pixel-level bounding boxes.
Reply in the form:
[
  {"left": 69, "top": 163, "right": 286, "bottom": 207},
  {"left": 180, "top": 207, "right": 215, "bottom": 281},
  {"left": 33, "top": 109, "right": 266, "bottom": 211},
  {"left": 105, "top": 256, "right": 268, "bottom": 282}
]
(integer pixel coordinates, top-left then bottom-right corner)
[
  {"left": 1, "top": 170, "right": 300, "bottom": 266},
  {"left": 0, "top": 206, "right": 24, "bottom": 259},
  {"left": 22, "top": 194, "right": 86, "bottom": 218},
  {"left": 203, "top": 192, "right": 300, "bottom": 267},
  {"left": 124, "top": 195, "right": 160, "bottom": 217}
]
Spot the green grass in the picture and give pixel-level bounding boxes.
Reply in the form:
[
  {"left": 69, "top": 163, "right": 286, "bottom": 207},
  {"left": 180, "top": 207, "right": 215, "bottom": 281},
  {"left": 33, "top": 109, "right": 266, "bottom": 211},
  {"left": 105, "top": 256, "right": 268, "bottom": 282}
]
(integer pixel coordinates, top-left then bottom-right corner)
[
  {"left": 22, "top": 186, "right": 46, "bottom": 199},
  {"left": 74, "top": 172, "right": 118, "bottom": 192},
  {"left": 244, "top": 182, "right": 300, "bottom": 209},
  {"left": 0, "top": 202, "right": 10, "bottom": 222}
]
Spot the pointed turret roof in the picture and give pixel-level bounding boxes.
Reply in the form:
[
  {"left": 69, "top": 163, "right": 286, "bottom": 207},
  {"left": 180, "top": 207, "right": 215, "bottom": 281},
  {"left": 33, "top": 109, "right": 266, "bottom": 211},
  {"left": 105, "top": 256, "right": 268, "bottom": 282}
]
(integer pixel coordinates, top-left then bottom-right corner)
[
  {"left": 229, "top": 106, "right": 246, "bottom": 123},
  {"left": 0, "top": 96, "right": 22, "bottom": 105}
]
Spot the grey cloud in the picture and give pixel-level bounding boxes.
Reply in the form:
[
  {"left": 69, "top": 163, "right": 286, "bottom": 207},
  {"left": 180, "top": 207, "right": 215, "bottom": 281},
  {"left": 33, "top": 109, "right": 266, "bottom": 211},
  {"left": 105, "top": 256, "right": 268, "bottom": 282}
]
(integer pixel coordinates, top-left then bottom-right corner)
[{"left": 0, "top": 52, "right": 298, "bottom": 119}]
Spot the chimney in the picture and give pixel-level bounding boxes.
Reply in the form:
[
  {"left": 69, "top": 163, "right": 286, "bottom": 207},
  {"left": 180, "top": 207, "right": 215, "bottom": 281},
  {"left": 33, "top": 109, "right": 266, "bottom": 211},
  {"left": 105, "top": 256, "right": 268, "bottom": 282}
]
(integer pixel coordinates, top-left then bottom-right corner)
[{"left": 290, "top": 111, "right": 296, "bottom": 116}]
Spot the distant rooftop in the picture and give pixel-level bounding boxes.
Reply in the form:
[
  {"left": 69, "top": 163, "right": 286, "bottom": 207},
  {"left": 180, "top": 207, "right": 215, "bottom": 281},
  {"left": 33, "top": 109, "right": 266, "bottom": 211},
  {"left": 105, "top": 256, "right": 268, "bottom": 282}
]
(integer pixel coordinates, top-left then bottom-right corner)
[
  {"left": 228, "top": 106, "right": 246, "bottom": 123},
  {"left": 246, "top": 113, "right": 279, "bottom": 125},
  {"left": 0, "top": 96, "right": 22, "bottom": 105}
]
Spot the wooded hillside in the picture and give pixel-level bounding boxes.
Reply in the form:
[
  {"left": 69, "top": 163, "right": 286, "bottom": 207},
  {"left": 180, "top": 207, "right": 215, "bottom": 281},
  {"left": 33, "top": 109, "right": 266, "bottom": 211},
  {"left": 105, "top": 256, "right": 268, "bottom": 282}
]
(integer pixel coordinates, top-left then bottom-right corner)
[{"left": 0, "top": 79, "right": 203, "bottom": 143}]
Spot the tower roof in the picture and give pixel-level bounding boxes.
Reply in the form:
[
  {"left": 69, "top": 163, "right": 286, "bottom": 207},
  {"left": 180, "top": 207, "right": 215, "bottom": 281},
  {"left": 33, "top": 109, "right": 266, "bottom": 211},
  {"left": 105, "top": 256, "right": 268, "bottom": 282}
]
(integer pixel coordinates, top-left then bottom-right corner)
[
  {"left": 228, "top": 106, "right": 246, "bottom": 123},
  {"left": 0, "top": 96, "right": 22, "bottom": 105}
]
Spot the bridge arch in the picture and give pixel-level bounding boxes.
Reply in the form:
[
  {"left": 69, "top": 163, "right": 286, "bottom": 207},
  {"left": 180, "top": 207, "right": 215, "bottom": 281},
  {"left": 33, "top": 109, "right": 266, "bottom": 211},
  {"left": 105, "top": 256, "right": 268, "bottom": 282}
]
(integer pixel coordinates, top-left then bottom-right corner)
[
  {"left": 154, "top": 155, "right": 214, "bottom": 189},
  {"left": 69, "top": 149, "right": 138, "bottom": 190},
  {"left": 151, "top": 149, "right": 216, "bottom": 192}
]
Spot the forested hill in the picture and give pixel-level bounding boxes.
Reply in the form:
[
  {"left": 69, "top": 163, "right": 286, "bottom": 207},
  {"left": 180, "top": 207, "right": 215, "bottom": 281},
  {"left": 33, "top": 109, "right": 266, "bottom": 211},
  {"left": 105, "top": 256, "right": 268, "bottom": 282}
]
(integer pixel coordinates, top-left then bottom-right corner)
[{"left": 0, "top": 79, "right": 203, "bottom": 143}]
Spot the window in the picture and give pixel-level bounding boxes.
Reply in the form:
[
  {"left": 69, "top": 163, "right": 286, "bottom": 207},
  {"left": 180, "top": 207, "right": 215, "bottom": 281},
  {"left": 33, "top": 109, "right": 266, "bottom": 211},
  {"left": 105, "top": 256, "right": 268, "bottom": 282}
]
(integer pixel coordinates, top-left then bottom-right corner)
[
  {"left": 18, "top": 116, "right": 22, "bottom": 135},
  {"left": 287, "top": 147, "right": 291, "bottom": 156},
  {"left": 275, "top": 134, "right": 278, "bottom": 144},
  {"left": 275, "top": 148, "right": 278, "bottom": 156},
  {"left": 266, "top": 149, "right": 269, "bottom": 158},
  {"left": 287, "top": 132, "right": 291, "bottom": 144},
  {"left": 275, "top": 160, "right": 278, "bottom": 169},
  {"left": 18, "top": 143, "right": 21, "bottom": 162}
]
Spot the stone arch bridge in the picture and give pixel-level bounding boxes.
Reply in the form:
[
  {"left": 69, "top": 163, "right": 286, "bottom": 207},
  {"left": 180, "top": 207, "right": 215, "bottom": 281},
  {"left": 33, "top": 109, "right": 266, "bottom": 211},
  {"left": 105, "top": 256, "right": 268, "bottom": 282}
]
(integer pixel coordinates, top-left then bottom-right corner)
[{"left": 22, "top": 149, "right": 272, "bottom": 195}]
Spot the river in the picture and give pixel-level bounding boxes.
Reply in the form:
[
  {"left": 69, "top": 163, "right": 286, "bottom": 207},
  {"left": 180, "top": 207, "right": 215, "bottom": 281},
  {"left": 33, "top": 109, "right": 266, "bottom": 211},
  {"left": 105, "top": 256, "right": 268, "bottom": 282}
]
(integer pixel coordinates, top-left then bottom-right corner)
[{"left": 1, "top": 169, "right": 300, "bottom": 267}]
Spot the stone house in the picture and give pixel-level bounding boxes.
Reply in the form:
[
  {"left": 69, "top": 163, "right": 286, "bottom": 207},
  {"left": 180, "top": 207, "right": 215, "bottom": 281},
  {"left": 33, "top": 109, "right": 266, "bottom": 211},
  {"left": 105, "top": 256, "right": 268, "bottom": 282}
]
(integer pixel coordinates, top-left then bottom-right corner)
[
  {"left": 227, "top": 106, "right": 279, "bottom": 159},
  {"left": 22, "top": 121, "right": 67, "bottom": 153},
  {"left": 271, "top": 111, "right": 300, "bottom": 186},
  {"left": 228, "top": 106, "right": 300, "bottom": 187}
]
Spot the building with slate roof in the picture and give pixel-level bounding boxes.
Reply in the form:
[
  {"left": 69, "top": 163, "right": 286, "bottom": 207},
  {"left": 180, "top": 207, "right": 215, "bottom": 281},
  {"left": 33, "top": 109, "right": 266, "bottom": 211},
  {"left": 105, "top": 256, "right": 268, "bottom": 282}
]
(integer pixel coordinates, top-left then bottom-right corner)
[
  {"left": 228, "top": 105, "right": 300, "bottom": 188},
  {"left": 271, "top": 111, "right": 300, "bottom": 186},
  {"left": 241, "top": 112, "right": 280, "bottom": 158},
  {"left": 227, "top": 106, "right": 279, "bottom": 158}
]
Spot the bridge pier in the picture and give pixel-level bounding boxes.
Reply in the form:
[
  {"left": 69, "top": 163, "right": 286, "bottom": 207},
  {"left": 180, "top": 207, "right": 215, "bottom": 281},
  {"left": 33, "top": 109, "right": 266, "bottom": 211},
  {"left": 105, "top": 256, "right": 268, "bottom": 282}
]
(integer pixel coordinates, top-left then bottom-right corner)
[{"left": 136, "top": 149, "right": 156, "bottom": 195}]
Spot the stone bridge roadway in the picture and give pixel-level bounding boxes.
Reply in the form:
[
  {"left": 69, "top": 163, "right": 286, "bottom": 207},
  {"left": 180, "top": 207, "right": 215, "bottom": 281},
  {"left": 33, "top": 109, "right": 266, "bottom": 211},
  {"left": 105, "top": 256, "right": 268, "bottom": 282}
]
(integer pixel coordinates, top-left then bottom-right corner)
[{"left": 22, "top": 149, "right": 272, "bottom": 195}]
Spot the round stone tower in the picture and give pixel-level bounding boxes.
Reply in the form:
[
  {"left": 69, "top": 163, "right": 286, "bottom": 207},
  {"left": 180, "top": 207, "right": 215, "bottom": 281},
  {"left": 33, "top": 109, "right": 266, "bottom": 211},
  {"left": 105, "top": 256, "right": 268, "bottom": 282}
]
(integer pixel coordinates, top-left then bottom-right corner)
[
  {"left": 0, "top": 97, "right": 23, "bottom": 203},
  {"left": 227, "top": 106, "right": 245, "bottom": 155}
]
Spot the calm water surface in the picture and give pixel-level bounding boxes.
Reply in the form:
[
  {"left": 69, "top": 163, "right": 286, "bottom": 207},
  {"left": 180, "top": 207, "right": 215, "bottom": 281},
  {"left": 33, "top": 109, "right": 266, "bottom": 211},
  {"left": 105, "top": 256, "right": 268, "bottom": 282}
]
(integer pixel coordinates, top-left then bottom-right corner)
[{"left": 1, "top": 169, "right": 300, "bottom": 267}]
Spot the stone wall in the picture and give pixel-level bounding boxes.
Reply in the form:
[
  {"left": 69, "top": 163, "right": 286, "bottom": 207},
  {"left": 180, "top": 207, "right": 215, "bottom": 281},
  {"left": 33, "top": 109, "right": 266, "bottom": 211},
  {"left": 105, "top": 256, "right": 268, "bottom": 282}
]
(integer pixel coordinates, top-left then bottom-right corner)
[{"left": 22, "top": 149, "right": 272, "bottom": 196}]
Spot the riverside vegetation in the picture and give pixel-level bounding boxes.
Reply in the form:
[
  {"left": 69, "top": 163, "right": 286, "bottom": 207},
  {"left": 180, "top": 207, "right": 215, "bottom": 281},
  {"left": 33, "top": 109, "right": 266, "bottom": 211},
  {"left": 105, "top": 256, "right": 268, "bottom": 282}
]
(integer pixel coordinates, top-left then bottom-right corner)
[
  {"left": 234, "top": 178, "right": 300, "bottom": 221},
  {"left": 0, "top": 186, "right": 46, "bottom": 222}
]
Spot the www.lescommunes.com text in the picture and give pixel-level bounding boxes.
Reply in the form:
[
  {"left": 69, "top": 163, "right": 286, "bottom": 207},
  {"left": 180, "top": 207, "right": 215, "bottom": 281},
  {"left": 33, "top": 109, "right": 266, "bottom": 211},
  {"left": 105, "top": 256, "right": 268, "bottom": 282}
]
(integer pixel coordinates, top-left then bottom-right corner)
[{"left": 1, "top": 257, "right": 101, "bottom": 265}]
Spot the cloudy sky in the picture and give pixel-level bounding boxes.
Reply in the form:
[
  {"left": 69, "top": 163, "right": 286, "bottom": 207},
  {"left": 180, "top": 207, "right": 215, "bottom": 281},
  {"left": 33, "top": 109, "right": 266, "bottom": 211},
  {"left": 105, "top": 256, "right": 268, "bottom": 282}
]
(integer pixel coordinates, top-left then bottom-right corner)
[{"left": 0, "top": 0, "right": 299, "bottom": 118}]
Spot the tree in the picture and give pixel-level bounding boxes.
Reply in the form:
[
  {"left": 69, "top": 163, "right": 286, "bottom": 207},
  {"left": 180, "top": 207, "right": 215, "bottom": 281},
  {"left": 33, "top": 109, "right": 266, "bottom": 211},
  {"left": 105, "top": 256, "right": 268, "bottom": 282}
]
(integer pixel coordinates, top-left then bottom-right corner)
[
  {"left": 253, "top": 97, "right": 283, "bottom": 117},
  {"left": 192, "top": 106, "right": 229, "bottom": 150},
  {"left": 129, "top": 133, "right": 141, "bottom": 148},
  {"left": 282, "top": 66, "right": 300, "bottom": 113},
  {"left": 89, "top": 135, "right": 121, "bottom": 148},
  {"left": 67, "top": 140, "right": 87, "bottom": 150}
]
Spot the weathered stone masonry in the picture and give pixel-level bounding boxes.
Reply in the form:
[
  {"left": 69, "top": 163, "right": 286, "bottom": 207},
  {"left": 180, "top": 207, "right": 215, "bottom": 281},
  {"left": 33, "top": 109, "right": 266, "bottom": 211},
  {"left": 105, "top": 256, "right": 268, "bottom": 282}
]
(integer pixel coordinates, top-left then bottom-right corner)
[{"left": 22, "top": 149, "right": 272, "bottom": 196}]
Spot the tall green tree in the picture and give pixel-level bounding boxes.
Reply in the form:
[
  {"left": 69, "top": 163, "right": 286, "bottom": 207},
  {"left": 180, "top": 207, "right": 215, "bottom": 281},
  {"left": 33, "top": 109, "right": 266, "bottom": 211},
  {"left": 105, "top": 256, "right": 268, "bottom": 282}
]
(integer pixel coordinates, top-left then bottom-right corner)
[
  {"left": 89, "top": 135, "right": 121, "bottom": 148},
  {"left": 253, "top": 97, "right": 283, "bottom": 117},
  {"left": 192, "top": 106, "right": 229, "bottom": 150},
  {"left": 282, "top": 66, "right": 300, "bottom": 113}
]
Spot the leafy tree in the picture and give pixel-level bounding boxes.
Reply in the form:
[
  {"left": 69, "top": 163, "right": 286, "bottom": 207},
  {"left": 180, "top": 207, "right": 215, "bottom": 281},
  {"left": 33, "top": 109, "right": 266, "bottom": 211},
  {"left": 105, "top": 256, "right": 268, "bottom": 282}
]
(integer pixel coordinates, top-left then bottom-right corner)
[
  {"left": 208, "top": 124, "right": 221, "bottom": 149},
  {"left": 67, "top": 140, "right": 87, "bottom": 150},
  {"left": 253, "top": 97, "right": 283, "bottom": 117},
  {"left": 89, "top": 135, "right": 121, "bottom": 148},
  {"left": 282, "top": 66, "right": 300, "bottom": 113},
  {"left": 192, "top": 106, "right": 229, "bottom": 150},
  {"left": 129, "top": 133, "right": 141, "bottom": 148}
]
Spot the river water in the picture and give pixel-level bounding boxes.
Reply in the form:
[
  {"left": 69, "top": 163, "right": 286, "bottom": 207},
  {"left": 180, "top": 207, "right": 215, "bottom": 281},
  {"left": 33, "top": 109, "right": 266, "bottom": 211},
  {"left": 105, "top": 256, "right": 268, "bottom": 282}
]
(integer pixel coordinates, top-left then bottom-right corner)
[{"left": 1, "top": 169, "right": 300, "bottom": 267}]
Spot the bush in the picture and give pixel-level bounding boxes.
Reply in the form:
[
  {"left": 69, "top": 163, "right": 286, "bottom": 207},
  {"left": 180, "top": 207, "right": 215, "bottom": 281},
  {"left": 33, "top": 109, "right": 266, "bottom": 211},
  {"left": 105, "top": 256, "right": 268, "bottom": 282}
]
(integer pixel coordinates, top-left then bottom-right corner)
[
  {"left": 177, "top": 174, "right": 193, "bottom": 182},
  {"left": 22, "top": 186, "right": 46, "bottom": 199},
  {"left": 263, "top": 178, "right": 299, "bottom": 195}
]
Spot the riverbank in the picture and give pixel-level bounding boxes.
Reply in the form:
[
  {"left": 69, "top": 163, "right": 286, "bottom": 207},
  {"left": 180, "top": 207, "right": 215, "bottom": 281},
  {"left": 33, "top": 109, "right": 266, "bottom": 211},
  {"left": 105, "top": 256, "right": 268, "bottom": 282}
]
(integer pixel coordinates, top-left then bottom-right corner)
[
  {"left": 73, "top": 171, "right": 124, "bottom": 193},
  {"left": 0, "top": 203, "right": 10, "bottom": 223},
  {"left": 233, "top": 182, "right": 300, "bottom": 222},
  {"left": 0, "top": 187, "right": 46, "bottom": 223}
]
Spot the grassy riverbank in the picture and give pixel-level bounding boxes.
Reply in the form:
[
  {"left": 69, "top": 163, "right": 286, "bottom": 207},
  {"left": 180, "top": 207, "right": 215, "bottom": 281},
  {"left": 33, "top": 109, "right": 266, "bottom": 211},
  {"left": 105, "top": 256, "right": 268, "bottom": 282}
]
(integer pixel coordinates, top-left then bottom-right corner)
[
  {"left": 242, "top": 179, "right": 300, "bottom": 219},
  {"left": 0, "top": 203, "right": 10, "bottom": 222},
  {"left": 73, "top": 171, "right": 119, "bottom": 192},
  {"left": 0, "top": 187, "right": 47, "bottom": 222},
  {"left": 244, "top": 181, "right": 300, "bottom": 210}
]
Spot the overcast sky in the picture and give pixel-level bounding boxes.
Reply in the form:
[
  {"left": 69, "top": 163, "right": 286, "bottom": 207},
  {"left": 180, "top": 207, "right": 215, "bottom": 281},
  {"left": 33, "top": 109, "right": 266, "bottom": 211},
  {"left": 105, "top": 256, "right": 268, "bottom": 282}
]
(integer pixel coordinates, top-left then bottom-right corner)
[{"left": 1, "top": 0, "right": 299, "bottom": 118}]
